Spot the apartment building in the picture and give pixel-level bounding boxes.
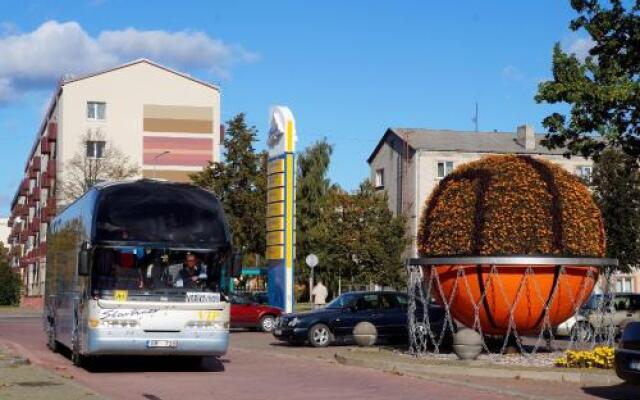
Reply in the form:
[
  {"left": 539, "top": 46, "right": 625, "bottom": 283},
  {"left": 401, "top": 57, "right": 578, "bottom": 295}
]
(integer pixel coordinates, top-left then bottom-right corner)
[{"left": 6, "top": 59, "right": 221, "bottom": 297}]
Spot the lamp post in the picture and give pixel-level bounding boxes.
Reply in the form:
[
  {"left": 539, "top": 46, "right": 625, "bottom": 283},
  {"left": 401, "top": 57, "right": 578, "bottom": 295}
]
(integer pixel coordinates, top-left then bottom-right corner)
[{"left": 152, "top": 150, "right": 171, "bottom": 179}]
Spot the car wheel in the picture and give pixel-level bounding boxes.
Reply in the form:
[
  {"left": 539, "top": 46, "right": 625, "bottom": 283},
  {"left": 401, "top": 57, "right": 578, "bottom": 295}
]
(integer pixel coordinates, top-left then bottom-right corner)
[
  {"left": 308, "top": 323, "right": 332, "bottom": 347},
  {"left": 571, "top": 322, "right": 593, "bottom": 342},
  {"left": 259, "top": 315, "right": 276, "bottom": 333}
]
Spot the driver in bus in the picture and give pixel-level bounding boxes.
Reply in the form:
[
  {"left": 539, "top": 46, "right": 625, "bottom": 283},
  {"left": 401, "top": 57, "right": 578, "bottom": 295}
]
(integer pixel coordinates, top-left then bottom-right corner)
[{"left": 174, "top": 252, "right": 208, "bottom": 289}]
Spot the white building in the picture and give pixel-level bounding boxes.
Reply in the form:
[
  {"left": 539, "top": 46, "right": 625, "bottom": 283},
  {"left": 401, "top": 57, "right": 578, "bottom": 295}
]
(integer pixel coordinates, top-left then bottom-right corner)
[{"left": 7, "top": 59, "right": 222, "bottom": 297}]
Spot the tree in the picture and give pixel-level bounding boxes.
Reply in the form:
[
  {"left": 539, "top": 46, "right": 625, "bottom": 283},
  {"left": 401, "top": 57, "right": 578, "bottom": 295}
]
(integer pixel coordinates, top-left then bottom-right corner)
[
  {"left": 312, "top": 181, "right": 408, "bottom": 296},
  {"left": 592, "top": 148, "right": 640, "bottom": 272},
  {"left": 0, "top": 242, "right": 21, "bottom": 305},
  {"left": 295, "top": 139, "right": 334, "bottom": 283},
  {"left": 535, "top": 1, "right": 640, "bottom": 161},
  {"left": 61, "top": 129, "right": 139, "bottom": 203},
  {"left": 191, "top": 113, "right": 266, "bottom": 256}
]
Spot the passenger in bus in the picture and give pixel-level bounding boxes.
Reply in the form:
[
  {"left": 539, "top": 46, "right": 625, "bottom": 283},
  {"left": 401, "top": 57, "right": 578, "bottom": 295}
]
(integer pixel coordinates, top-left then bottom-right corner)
[
  {"left": 173, "top": 252, "right": 207, "bottom": 289},
  {"left": 115, "top": 252, "right": 144, "bottom": 290}
]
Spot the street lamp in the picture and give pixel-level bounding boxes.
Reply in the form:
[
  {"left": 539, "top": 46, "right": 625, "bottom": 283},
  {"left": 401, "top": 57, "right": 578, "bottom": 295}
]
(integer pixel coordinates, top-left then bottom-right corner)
[{"left": 152, "top": 151, "right": 171, "bottom": 179}]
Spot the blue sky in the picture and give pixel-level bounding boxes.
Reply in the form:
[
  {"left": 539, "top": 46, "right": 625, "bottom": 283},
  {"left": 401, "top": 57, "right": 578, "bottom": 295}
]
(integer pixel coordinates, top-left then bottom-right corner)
[{"left": 0, "top": 1, "right": 589, "bottom": 214}]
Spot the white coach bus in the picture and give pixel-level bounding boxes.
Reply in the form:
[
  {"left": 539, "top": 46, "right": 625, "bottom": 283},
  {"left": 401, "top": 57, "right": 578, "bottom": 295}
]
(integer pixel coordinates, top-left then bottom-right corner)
[{"left": 44, "top": 180, "right": 241, "bottom": 366}]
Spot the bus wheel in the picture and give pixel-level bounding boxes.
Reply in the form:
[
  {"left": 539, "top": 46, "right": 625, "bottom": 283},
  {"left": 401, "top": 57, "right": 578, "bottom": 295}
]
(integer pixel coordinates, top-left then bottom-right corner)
[
  {"left": 46, "top": 321, "right": 59, "bottom": 353},
  {"left": 71, "top": 321, "right": 83, "bottom": 366}
]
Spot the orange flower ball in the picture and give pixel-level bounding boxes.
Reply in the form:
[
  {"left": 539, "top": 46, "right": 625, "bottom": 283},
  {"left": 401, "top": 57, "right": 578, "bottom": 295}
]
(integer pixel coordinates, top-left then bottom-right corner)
[{"left": 418, "top": 155, "right": 605, "bottom": 257}]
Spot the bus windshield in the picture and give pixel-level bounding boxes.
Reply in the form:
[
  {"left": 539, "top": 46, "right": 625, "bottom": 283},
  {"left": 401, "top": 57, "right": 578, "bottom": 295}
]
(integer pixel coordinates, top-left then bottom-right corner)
[{"left": 91, "top": 247, "right": 225, "bottom": 301}]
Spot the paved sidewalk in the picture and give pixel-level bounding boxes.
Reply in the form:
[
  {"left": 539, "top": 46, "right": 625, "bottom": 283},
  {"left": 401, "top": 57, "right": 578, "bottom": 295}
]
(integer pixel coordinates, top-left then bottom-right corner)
[
  {"left": 0, "top": 345, "right": 105, "bottom": 400},
  {"left": 335, "top": 347, "right": 639, "bottom": 400}
]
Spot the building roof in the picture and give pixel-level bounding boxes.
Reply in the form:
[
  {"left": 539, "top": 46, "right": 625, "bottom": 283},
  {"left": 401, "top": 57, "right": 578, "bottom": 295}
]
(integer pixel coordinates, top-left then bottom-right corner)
[
  {"left": 366, "top": 127, "right": 568, "bottom": 164},
  {"left": 62, "top": 58, "right": 220, "bottom": 91}
]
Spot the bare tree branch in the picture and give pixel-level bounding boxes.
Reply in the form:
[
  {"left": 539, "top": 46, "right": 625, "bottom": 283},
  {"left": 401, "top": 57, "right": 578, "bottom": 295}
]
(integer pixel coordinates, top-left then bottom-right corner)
[{"left": 59, "top": 129, "right": 140, "bottom": 204}]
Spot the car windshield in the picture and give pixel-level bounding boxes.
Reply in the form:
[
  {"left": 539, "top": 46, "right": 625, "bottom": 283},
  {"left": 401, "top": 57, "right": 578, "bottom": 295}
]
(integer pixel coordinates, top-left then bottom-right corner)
[
  {"left": 91, "top": 247, "right": 225, "bottom": 299},
  {"left": 325, "top": 293, "right": 359, "bottom": 309}
]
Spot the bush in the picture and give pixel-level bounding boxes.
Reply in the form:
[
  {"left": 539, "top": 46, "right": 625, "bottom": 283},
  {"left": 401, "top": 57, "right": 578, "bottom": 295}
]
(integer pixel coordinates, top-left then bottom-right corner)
[
  {"left": 0, "top": 263, "right": 21, "bottom": 306},
  {"left": 418, "top": 155, "right": 605, "bottom": 257},
  {"left": 555, "top": 346, "right": 614, "bottom": 369}
]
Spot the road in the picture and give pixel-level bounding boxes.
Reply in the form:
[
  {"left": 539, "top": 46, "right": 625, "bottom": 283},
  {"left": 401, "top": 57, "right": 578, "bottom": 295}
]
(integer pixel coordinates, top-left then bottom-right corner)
[
  {"left": 0, "top": 315, "right": 514, "bottom": 400},
  {"left": 0, "top": 314, "right": 636, "bottom": 400}
]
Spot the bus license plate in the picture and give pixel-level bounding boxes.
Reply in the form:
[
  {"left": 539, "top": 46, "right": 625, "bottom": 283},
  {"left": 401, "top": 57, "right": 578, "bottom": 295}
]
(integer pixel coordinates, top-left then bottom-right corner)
[
  {"left": 147, "top": 340, "right": 177, "bottom": 348},
  {"left": 186, "top": 292, "right": 220, "bottom": 303},
  {"left": 630, "top": 360, "right": 640, "bottom": 371}
]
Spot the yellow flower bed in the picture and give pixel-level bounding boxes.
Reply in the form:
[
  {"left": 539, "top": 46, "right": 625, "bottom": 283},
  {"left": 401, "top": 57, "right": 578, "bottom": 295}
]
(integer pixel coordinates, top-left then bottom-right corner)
[{"left": 554, "top": 346, "right": 614, "bottom": 369}]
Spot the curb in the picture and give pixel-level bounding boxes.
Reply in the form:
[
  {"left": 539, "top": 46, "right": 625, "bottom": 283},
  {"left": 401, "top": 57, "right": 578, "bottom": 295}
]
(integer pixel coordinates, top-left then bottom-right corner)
[
  {"left": 0, "top": 356, "right": 30, "bottom": 367},
  {"left": 334, "top": 349, "right": 623, "bottom": 387}
]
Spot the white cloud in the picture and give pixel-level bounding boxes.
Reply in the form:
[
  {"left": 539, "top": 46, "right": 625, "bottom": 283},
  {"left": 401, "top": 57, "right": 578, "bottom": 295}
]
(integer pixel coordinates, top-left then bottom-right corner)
[
  {"left": 0, "top": 20, "right": 257, "bottom": 103},
  {"left": 565, "top": 36, "right": 595, "bottom": 61},
  {"left": 0, "top": 77, "right": 15, "bottom": 102},
  {"left": 501, "top": 65, "right": 524, "bottom": 81}
]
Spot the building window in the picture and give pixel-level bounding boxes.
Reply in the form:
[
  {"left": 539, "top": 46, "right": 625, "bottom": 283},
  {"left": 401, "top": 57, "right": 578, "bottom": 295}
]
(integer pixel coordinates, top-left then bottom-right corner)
[
  {"left": 87, "top": 101, "right": 106, "bottom": 120},
  {"left": 375, "top": 169, "right": 384, "bottom": 188},
  {"left": 86, "top": 141, "right": 105, "bottom": 159},
  {"left": 437, "top": 161, "right": 454, "bottom": 179},
  {"left": 576, "top": 165, "right": 593, "bottom": 183},
  {"left": 616, "top": 277, "right": 633, "bottom": 293}
]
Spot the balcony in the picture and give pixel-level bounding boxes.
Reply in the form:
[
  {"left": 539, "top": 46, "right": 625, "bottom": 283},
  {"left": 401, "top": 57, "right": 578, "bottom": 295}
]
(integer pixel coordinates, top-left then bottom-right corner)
[
  {"left": 13, "top": 203, "right": 27, "bottom": 217},
  {"left": 40, "top": 137, "right": 51, "bottom": 154},
  {"left": 47, "top": 159, "right": 57, "bottom": 178},
  {"left": 31, "top": 157, "right": 41, "bottom": 172},
  {"left": 31, "top": 187, "right": 40, "bottom": 201},
  {"left": 45, "top": 200, "right": 58, "bottom": 219},
  {"left": 19, "top": 179, "right": 28, "bottom": 195},
  {"left": 29, "top": 218, "right": 40, "bottom": 234},
  {"left": 47, "top": 122, "right": 57, "bottom": 141},
  {"left": 41, "top": 172, "right": 51, "bottom": 188}
]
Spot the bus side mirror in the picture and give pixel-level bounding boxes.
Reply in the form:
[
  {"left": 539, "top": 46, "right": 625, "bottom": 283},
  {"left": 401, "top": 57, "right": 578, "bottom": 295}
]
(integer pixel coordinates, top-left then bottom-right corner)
[
  {"left": 78, "top": 243, "right": 90, "bottom": 276},
  {"left": 230, "top": 252, "right": 243, "bottom": 278}
]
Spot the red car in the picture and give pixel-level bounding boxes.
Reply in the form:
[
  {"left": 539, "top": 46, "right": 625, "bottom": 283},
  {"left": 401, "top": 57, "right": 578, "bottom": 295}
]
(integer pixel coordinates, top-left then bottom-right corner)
[{"left": 229, "top": 293, "right": 282, "bottom": 332}]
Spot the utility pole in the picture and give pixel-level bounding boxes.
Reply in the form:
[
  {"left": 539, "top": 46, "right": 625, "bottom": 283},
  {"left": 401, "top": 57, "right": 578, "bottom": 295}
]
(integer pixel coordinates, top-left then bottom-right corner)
[{"left": 472, "top": 102, "right": 479, "bottom": 132}]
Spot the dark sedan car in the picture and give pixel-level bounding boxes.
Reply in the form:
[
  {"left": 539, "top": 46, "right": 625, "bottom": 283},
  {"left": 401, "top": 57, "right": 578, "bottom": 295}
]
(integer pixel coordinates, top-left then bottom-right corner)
[
  {"left": 273, "top": 291, "right": 447, "bottom": 347},
  {"left": 615, "top": 321, "right": 640, "bottom": 384}
]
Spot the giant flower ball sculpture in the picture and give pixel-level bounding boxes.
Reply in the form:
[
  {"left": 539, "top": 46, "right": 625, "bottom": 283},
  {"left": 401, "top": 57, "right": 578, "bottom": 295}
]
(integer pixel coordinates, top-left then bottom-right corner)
[{"left": 417, "top": 155, "right": 605, "bottom": 335}]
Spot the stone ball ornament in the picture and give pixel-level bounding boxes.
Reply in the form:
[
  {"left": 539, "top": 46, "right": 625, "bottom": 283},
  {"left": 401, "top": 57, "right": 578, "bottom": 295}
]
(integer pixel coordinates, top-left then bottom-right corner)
[
  {"left": 416, "top": 155, "right": 612, "bottom": 336},
  {"left": 353, "top": 321, "right": 378, "bottom": 347}
]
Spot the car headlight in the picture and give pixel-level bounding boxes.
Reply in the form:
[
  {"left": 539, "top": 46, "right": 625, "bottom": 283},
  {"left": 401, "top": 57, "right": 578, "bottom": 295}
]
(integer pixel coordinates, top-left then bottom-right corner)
[{"left": 288, "top": 317, "right": 300, "bottom": 327}]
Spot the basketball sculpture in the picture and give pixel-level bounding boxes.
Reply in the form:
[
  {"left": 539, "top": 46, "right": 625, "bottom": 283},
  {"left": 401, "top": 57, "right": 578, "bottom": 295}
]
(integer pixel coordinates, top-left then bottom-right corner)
[{"left": 417, "top": 155, "right": 606, "bottom": 336}]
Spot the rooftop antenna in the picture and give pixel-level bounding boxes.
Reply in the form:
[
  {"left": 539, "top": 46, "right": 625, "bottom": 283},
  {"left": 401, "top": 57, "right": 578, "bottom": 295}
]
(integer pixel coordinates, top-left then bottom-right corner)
[{"left": 471, "top": 102, "right": 479, "bottom": 132}]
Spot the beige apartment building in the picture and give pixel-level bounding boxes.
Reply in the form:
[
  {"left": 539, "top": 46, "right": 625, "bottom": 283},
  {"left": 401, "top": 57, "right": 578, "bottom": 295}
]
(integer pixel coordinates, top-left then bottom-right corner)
[
  {"left": 368, "top": 125, "right": 640, "bottom": 293},
  {"left": 6, "top": 59, "right": 221, "bottom": 298}
]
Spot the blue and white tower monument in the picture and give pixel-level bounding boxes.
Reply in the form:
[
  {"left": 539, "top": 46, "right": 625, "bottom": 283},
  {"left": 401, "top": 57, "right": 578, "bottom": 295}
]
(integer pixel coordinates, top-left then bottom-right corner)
[{"left": 266, "top": 106, "right": 296, "bottom": 313}]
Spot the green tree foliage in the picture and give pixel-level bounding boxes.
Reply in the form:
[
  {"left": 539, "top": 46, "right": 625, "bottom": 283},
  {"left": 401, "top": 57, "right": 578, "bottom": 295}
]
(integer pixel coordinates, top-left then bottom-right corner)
[
  {"left": 191, "top": 113, "right": 266, "bottom": 256},
  {"left": 0, "top": 242, "right": 21, "bottom": 305},
  {"left": 592, "top": 148, "right": 640, "bottom": 272},
  {"left": 309, "top": 182, "right": 408, "bottom": 296},
  {"left": 535, "top": 1, "right": 640, "bottom": 160},
  {"left": 296, "top": 139, "right": 334, "bottom": 282}
]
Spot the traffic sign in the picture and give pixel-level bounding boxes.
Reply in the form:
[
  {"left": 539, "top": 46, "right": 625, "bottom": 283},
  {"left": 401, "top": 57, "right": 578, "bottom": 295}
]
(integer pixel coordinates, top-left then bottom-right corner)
[{"left": 305, "top": 254, "right": 319, "bottom": 268}]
